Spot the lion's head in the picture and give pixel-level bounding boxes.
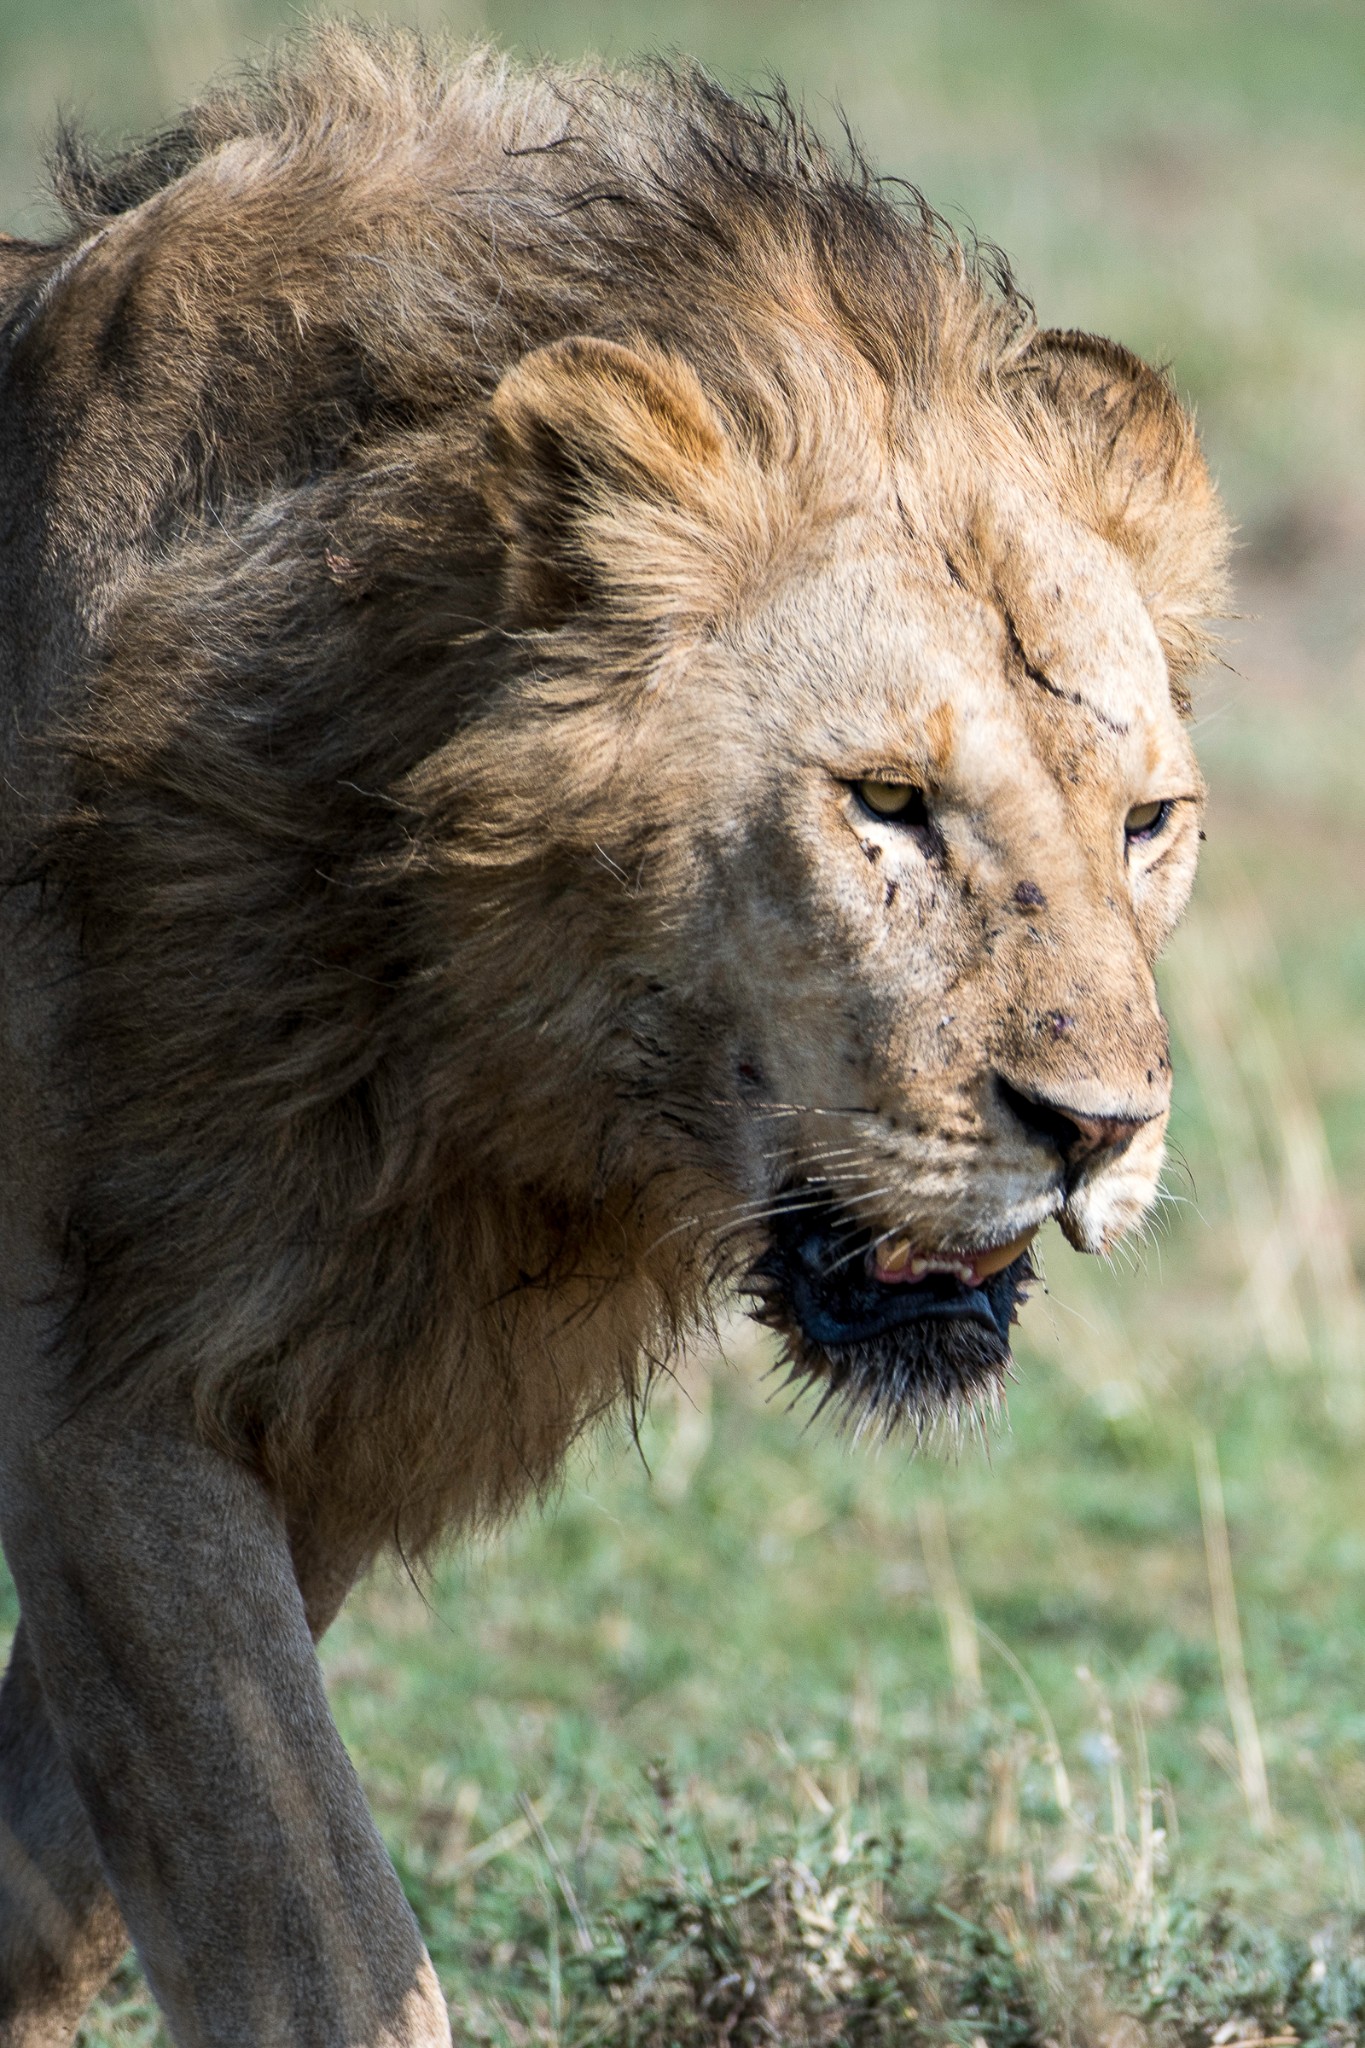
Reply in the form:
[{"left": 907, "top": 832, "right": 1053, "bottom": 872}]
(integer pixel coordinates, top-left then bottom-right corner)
[{"left": 452, "top": 321, "right": 1226, "bottom": 1431}]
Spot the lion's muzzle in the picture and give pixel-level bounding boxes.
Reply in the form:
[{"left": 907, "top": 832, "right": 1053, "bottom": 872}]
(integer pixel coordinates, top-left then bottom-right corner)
[{"left": 745, "top": 1187, "right": 1035, "bottom": 1430}]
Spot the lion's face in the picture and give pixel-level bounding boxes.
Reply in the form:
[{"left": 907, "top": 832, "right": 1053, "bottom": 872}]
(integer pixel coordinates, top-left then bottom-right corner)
[
  {"left": 480, "top": 331, "right": 1225, "bottom": 1425},
  {"left": 669, "top": 509, "right": 1200, "bottom": 1416}
]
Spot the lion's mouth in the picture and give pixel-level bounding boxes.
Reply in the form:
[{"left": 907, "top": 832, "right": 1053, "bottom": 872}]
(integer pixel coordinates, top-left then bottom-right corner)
[
  {"left": 745, "top": 1187, "right": 1036, "bottom": 1428},
  {"left": 868, "top": 1227, "right": 1037, "bottom": 1295}
]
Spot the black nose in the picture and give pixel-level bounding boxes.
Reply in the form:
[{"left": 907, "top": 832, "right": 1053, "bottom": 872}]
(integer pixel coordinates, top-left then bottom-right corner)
[{"left": 996, "top": 1077, "right": 1155, "bottom": 1171}]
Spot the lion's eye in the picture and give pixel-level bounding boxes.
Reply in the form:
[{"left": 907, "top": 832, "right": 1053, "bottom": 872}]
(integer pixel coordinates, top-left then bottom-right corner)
[
  {"left": 1125, "top": 799, "right": 1174, "bottom": 845},
  {"left": 854, "top": 780, "right": 929, "bottom": 827}
]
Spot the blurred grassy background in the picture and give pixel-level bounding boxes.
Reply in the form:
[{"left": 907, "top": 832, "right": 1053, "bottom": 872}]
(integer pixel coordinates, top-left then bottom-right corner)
[{"left": 3, "top": 1, "right": 1365, "bottom": 2040}]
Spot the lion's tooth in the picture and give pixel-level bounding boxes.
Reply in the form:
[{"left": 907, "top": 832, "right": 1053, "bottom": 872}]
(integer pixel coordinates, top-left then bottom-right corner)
[
  {"left": 968, "top": 1226, "right": 1038, "bottom": 1280},
  {"left": 872, "top": 1224, "right": 1039, "bottom": 1289}
]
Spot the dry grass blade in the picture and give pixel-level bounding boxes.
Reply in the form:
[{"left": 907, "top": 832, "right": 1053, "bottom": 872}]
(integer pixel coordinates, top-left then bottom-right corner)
[
  {"left": 975, "top": 1617, "right": 1072, "bottom": 1817},
  {"left": 1194, "top": 1430, "right": 1273, "bottom": 1837},
  {"left": 916, "top": 1494, "right": 982, "bottom": 1709},
  {"left": 441, "top": 1791, "right": 560, "bottom": 1878},
  {"left": 521, "top": 1792, "right": 595, "bottom": 1956}
]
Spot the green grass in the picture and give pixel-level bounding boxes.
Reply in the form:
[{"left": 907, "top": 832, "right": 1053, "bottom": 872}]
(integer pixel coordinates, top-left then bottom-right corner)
[{"left": 1, "top": 0, "right": 1363, "bottom": 2040}]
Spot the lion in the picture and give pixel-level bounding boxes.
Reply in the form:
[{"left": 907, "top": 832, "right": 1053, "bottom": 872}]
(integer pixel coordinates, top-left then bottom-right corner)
[{"left": 0, "top": 25, "right": 1227, "bottom": 2045}]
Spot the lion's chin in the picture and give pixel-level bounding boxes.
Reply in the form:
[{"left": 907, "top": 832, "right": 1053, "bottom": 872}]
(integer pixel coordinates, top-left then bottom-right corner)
[{"left": 744, "top": 1188, "right": 1033, "bottom": 1433}]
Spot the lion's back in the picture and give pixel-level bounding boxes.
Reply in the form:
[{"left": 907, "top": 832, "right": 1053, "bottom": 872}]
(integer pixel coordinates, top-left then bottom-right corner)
[{"left": 0, "top": 32, "right": 739, "bottom": 596}]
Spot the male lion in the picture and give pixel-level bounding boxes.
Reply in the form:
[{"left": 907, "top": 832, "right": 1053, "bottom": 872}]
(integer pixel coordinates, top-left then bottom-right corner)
[{"left": 0, "top": 26, "right": 1227, "bottom": 2046}]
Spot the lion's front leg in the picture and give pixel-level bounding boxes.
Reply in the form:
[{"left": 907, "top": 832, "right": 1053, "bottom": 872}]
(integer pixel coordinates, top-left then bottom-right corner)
[
  {"left": 0, "top": 1406, "right": 450, "bottom": 2048},
  {"left": 0, "top": 1622, "right": 126, "bottom": 2048}
]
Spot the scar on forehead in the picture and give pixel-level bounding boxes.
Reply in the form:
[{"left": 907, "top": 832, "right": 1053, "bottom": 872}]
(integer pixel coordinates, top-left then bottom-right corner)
[{"left": 998, "top": 600, "right": 1130, "bottom": 738}]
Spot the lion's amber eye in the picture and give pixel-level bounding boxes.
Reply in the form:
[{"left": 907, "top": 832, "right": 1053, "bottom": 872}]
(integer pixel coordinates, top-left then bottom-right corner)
[
  {"left": 1125, "top": 799, "right": 1174, "bottom": 844},
  {"left": 854, "top": 780, "right": 929, "bottom": 827}
]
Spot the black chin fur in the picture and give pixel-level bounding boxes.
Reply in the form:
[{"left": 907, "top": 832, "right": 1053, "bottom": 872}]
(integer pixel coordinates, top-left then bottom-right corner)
[{"left": 744, "top": 1189, "right": 1034, "bottom": 1435}]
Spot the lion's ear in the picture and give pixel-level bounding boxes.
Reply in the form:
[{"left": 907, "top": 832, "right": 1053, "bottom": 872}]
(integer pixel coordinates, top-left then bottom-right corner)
[
  {"left": 1026, "top": 330, "right": 1230, "bottom": 703},
  {"left": 483, "top": 336, "right": 736, "bottom": 627}
]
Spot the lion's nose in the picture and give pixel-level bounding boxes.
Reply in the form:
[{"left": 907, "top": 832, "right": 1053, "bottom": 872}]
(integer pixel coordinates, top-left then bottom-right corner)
[{"left": 995, "top": 1077, "right": 1156, "bottom": 1172}]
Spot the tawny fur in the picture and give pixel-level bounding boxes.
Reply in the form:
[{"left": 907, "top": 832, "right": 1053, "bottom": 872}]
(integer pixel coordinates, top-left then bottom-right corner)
[{"left": 4, "top": 25, "right": 1229, "bottom": 1573}]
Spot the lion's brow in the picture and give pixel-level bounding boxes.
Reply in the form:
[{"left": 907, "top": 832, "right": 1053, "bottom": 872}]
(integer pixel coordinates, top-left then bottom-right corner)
[{"left": 998, "top": 602, "right": 1130, "bottom": 737}]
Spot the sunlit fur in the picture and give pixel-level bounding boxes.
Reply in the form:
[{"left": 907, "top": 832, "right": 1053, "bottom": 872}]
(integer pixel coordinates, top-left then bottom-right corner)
[{"left": 7, "top": 26, "right": 1230, "bottom": 1572}]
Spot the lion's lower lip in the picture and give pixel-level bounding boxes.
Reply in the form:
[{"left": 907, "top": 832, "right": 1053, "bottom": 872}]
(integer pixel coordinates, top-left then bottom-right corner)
[
  {"left": 785, "top": 1272, "right": 1003, "bottom": 1347},
  {"left": 783, "top": 1262, "right": 1013, "bottom": 1347}
]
